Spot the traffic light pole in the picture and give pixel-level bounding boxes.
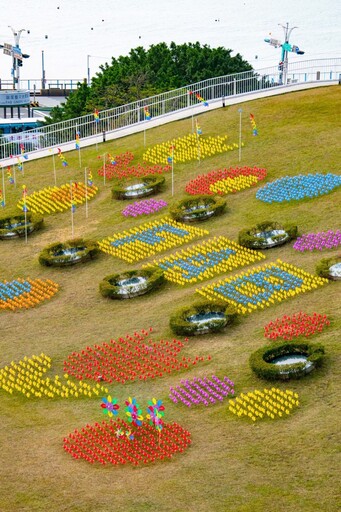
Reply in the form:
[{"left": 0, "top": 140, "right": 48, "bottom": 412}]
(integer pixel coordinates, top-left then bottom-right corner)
[
  {"left": 279, "top": 23, "right": 297, "bottom": 86},
  {"left": 8, "top": 26, "right": 27, "bottom": 89}
]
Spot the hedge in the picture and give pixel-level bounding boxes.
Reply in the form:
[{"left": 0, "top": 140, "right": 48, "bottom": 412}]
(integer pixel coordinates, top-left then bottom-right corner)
[
  {"left": 170, "top": 300, "right": 237, "bottom": 336},
  {"left": 0, "top": 212, "right": 44, "bottom": 240},
  {"left": 249, "top": 341, "right": 325, "bottom": 381},
  {"left": 99, "top": 267, "right": 165, "bottom": 299},
  {"left": 316, "top": 254, "right": 341, "bottom": 280},
  {"left": 111, "top": 174, "right": 165, "bottom": 200},
  {"left": 169, "top": 194, "right": 226, "bottom": 222},
  {"left": 238, "top": 220, "right": 298, "bottom": 249},
  {"left": 39, "top": 238, "right": 99, "bottom": 267}
]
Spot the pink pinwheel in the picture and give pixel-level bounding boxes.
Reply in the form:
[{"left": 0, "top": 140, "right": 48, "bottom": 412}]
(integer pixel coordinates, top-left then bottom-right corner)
[{"left": 101, "top": 395, "right": 120, "bottom": 418}]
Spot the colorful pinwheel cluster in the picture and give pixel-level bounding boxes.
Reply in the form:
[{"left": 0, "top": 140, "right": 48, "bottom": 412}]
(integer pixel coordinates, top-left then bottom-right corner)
[
  {"left": 101, "top": 395, "right": 120, "bottom": 417},
  {"left": 122, "top": 198, "right": 167, "bottom": 218},
  {"left": 147, "top": 236, "right": 265, "bottom": 285},
  {"left": 16, "top": 182, "right": 98, "bottom": 214},
  {"left": 293, "top": 230, "right": 341, "bottom": 252},
  {"left": 228, "top": 388, "right": 299, "bottom": 421},
  {"left": 0, "top": 353, "right": 108, "bottom": 398},
  {"left": 143, "top": 133, "right": 239, "bottom": 165},
  {"left": 97, "top": 151, "right": 170, "bottom": 179},
  {"left": 170, "top": 375, "right": 234, "bottom": 407},
  {"left": 63, "top": 418, "right": 191, "bottom": 466},
  {"left": 63, "top": 328, "right": 211, "bottom": 384},
  {"left": 98, "top": 217, "right": 208, "bottom": 262},
  {"left": 197, "top": 259, "right": 329, "bottom": 314},
  {"left": 185, "top": 166, "right": 267, "bottom": 195},
  {"left": 0, "top": 278, "right": 59, "bottom": 311},
  {"left": 256, "top": 173, "right": 341, "bottom": 203},
  {"left": 264, "top": 312, "right": 330, "bottom": 341}
]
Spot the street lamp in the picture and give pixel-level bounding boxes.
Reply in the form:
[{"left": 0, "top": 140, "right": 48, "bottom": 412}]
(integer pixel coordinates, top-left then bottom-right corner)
[
  {"left": 264, "top": 22, "right": 305, "bottom": 85},
  {"left": 7, "top": 26, "right": 30, "bottom": 89}
]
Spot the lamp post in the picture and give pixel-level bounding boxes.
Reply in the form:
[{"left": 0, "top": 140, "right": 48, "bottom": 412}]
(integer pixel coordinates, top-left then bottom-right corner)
[
  {"left": 264, "top": 22, "right": 304, "bottom": 85},
  {"left": 87, "top": 54, "right": 91, "bottom": 85},
  {"left": 41, "top": 50, "right": 46, "bottom": 90},
  {"left": 8, "top": 26, "right": 29, "bottom": 89}
]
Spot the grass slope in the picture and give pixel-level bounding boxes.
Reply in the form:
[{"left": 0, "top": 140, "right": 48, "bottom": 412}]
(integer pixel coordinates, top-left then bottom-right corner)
[{"left": 0, "top": 86, "right": 340, "bottom": 512}]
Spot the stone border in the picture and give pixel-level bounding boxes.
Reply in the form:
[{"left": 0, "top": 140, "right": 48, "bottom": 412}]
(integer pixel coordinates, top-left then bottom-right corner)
[
  {"left": 99, "top": 267, "right": 164, "bottom": 299},
  {"left": 170, "top": 300, "right": 237, "bottom": 336},
  {"left": 316, "top": 254, "right": 341, "bottom": 280},
  {"left": 111, "top": 174, "right": 165, "bottom": 200},
  {"left": 39, "top": 238, "right": 99, "bottom": 267},
  {"left": 0, "top": 213, "right": 43, "bottom": 240},
  {"left": 169, "top": 195, "right": 226, "bottom": 223},
  {"left": 238, "top": 221, "right": 297, "bottom": 249}
]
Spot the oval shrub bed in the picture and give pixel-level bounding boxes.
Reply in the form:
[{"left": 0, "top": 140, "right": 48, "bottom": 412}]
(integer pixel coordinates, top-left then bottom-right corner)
[
  {"left": 39, "top": 238, "right": 99, "bottom": 267},
  {"left": 249, "top": 341, "right": 325, "bottom": 381},
  {"left": 316, "top": 254, "right": 341, "bottom": 280},
  {"left": 99, "top": 267, "right": 164, "bottom": 299},
  {"left": 170, "top": 300, "right": 237, "bottom": 336},
  {"left": 111, "top": 174, "right": 165, "bottom": 200},
  {"left": 238, "top": 221, "right": 297, "bottom": 249},
  {"left": 169, "top": 195, "right": 226, "bottom": 223},
  {"left": 0, "top": 212, "right": 43, "bottom": 240}
]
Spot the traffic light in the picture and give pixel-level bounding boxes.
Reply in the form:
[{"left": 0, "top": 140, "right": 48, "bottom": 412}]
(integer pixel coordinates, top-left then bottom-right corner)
[{"left": 18, "top": 58, "right": 23, "bottom": 67}]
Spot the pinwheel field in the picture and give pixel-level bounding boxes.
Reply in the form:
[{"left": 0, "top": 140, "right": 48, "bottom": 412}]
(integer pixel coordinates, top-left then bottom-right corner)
[{"left": 0, "top": 87, "right": 340, "bottom": 512}]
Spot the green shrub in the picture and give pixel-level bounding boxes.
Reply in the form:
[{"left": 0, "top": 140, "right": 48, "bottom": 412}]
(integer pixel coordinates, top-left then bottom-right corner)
[
  {"left": 39, "top": 238, "right": 99, "bottom": 267},
  {"left": 238, "top": 220, "right": 297, "bottom": 249},
  {"left": 169, "top": 194, "right": 226, "bottom": 222},
  {"left": 111, "top": 174, "right": 165, "bottom": 200},
  {"left": 249, "top": 341, "right": 325, "bottom": 381},
  {"left": 0, "top": 212, "right": 44, "bottom": 239},
  {"left": 99, "top": 266, "right": 164, "bottom": 299},
  {"left": 170, "top": 300, "right": 237, "bottom": 336},
  {"left": 316, "top": 254, "right": 341, "bottom": 280}
]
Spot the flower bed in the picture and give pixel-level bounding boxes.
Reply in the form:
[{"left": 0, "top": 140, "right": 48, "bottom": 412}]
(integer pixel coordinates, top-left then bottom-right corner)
[
  {"left": 197, "top": 259, "right": 328, "bottom": 314},
  {"left": 316, "top": 254, "right": 341, "bottom": 280},
  {"left": 228, "top": 388, "right": 299, "bottom": 421},
  {"left": 122, "top": 199, "right": 167, "bottom": 218},
  {"left": 264, "top": 312, "right": 330, "bottom": 341},
  {"left": 39, "top": 238, "right": 99, "bottom": 267},
  {"left": 0, "top": 277, "right": 59, "bottom": 311},
  {"left": 238, "top": 221, "right": 297, "bottom": 249},
  {"left": 170, "top": 300, "right": 237, "bottom": 335},
  {"left": 0, "top": 212, "right": 43, "bottom": 239},
  {"left": 256, "top": 173, "right": 341, "bottom": 204},
  {"left": 249, "top": 341, "right": 325, "bottom": 380},
  {"left": 16, "top": 182, "right": 98, "bottom": 214},
  {"left": 293, "top": 230, "right": 341, "bottom": 252},
  {"left": 169, "top": 195, "right": 226, "bottom": 222},
  {"left": 98, "top": 217, "right": 208, "bottom": 263},
  {"left": 0, "top": 353, "right": 108, "bottom": 398},
  {"left": 170, "top": 375, "right": 234, "bottom": 406},
  {"left": 111, "top": 174, "right": 165, "bottom": 200},
  {"left": 149, "top": 236, "right": 265, "bottom": 286},
  {"left": 63, "top": 418, "right": 191, "bottom": 466},
  {"left": 143, "top": 133, "right": 238, "bottom": 164},
  {"left": 63, "top": 328, "right": 211, "bottom": 384},
  {"left": 185, "top": 166, "right": 267, "bottom": 195},
  {"left": 97, "top": 151, "right": 170, "bottom": 179},
  {"left": 99, "top": 267, "right": 164, "bottom": 299}
]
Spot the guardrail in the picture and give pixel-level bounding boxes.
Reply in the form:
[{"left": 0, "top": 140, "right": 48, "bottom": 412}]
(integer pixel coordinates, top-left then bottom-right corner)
[{"left": 0, "top": 58, "right": 340, "bottom": 164}]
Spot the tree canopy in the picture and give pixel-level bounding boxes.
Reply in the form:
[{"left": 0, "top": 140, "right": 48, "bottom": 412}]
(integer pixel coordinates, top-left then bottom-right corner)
[{"left": 44, "top": 42, "right": 252, "bottom": 123}]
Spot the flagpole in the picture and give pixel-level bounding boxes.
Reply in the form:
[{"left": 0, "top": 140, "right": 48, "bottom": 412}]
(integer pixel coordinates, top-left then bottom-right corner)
[
  {"left": 70, "top": 181, "right": 74, "bottom": 238},
  {"left": 171, "top": 146, "right": 174, "bottom": 197},
  {"left": 144, "top": 127, "right": 146, "bottom": 147},
  {"left": 84, "top": 167, "right": 88, "bottom": 219},
  {"left": 238, "top": 108, "right": 243, "bottom": 162},
  {"left": 13, "top": 162, "right": 16, "bottom": 188},
  {"left": 23, "top": 186, "right": 28, "bottom": 244},
  {"left": 103, "top": 153, "right": 106, "bottom": 186},
  {"left": 1, "top": 167, "right": 5, "bottom": 205},
  {"left": 52, "top": 150, "right": 57, "bottom": 185}
]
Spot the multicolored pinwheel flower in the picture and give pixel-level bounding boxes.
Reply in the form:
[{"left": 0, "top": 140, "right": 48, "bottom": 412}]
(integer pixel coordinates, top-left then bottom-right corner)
[
  {"left": 101, "top": 395, "right": 120, "bottom": 418},
  {"left": 146, "top": 398, "right": 165, "bottom": 431},
  {"left": 125, "top": 397, "right": 144, "bottom": 427}
]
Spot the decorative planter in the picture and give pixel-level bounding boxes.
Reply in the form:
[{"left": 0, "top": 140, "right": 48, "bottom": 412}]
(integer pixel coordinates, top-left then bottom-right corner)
[
  {"left": 169, "top": 195, "right": 226, "bottom": 223},
  {"left": 170, "top": 301, "right": 237, "bottom": 336},
  {"left": 99, "top": 267, "right": 164, "bottom": 299},
  {"left": 111, "top": 174, "right": 165, "bottom": 200},
  {"left": 39, "top": 238, "right": 99, "bottom": 267},
  {"left": 0, "top": 213, "right": 43, "bottom": 240},
  {"left": 249, "top": 341, "right": 325, "bottom": 381},
  {"left": 238, "top": 221, "right": 297, "bottom": 249},
  {"left": 316, "top": 254, "right": 341, "bottom": 280}
]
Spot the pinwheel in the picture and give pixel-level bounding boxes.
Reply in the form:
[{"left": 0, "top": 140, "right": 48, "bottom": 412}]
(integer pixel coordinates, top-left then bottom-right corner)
[
  {"left": 101, "top": 396, "right": 120, "bottom": 418},
  {"left": 146, "top": 398, "right": 165, "bottom": 431},
  {"left": 125, "top": 397, "right": 144, "bottom": 427}
]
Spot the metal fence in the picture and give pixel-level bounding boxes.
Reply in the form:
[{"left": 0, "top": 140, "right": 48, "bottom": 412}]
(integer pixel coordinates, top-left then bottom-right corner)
[{"left": 0, "top": 58, "right": 340, "bottom": 162}]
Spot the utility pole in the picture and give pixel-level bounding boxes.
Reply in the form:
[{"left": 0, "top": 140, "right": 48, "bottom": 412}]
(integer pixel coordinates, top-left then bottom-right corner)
[{"left": 264, "top": 22, "right": 304, "bottom": 85}]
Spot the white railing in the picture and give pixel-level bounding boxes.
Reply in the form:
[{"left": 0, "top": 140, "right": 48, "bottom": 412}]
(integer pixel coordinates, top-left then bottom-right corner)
[{"left": 0, "top": 58, "right": 340, "bottom": 163}]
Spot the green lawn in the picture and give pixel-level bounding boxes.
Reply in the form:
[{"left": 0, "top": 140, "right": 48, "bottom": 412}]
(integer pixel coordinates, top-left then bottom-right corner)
[{"left": 0, "top": 86, "right": 340, "bottom": 512}]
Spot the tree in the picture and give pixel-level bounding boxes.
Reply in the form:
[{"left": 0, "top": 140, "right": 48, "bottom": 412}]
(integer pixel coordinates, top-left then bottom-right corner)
[{"left": 44, "top": 42, "right": 252, "bottom": 124}]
